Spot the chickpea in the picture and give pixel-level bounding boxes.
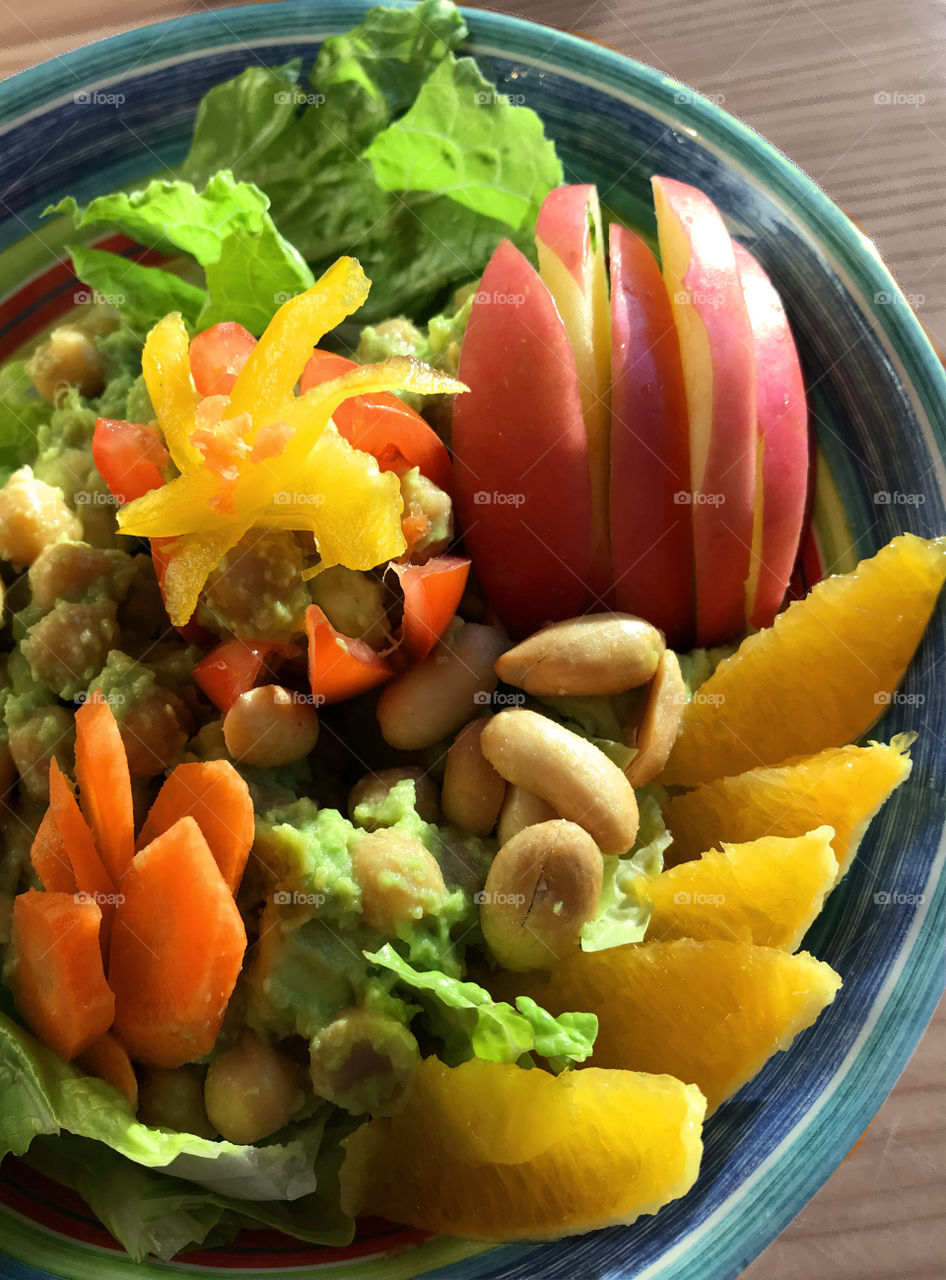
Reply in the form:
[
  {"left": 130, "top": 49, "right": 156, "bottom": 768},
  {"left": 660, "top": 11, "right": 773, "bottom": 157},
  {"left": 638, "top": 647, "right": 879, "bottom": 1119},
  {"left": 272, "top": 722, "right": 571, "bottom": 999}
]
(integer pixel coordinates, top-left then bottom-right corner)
[
  {"left": 309, "top": 1008, "right": 419, "bottom": 1116},
  {"left": 28, "top": 542, "right": 112, "bottom": 612},
  {"left": 0, "top": 468, "right": 81, "bottom": 568},
  {"left": 26, "top": 325, "right": 105, "bottom": 404},
  {"left": 117, "top": 554, "right": 168, "bottom": 648},
  {"left": 480, "top": 819, "right": 604, "bottom": 971},
  {"left": 348, "top": 766, "right": 440, "bottom": 827},
  {"left": 200, "top": 530, "right": 310, "bottom": 642},
  {"left": 120, "top": 689, "right": 191, "bottom": 780},
  {"left": 24, "top": 600, "right": 120, "bottom": 700},
  {"left": 350, "top": 828, "right": 447, "bottom": 935},
  {"left": 223, "top": 685, "right": 320, "bottom": 768},
  {"left": 8, "top": 706, "right": 75, "bottom": 801},
  {"left": 204, "top": 1031, "right": 302, "bottom": 1145},
  {"left": 137, "top": 1065, "right": 217, "bottom": 1139}
]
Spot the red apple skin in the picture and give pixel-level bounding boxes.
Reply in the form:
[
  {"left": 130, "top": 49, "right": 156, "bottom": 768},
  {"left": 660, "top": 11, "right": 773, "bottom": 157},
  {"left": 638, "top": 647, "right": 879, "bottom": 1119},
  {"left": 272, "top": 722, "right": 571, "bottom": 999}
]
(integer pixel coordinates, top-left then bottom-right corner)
[
  {"left": 652, "top": 175, "right": 757, "bottom": 646},
  {"left": 608, "top": 224, "right": 695, "bottom": 647},
  {"left": 452, "top": 239, "right": 592, "bottom": 639},
  {"left": 536, "top": 185, "right": 612, "bottom": 604},
  {"left": 733, "top": 242, "right": 809, "bottom": 630}
]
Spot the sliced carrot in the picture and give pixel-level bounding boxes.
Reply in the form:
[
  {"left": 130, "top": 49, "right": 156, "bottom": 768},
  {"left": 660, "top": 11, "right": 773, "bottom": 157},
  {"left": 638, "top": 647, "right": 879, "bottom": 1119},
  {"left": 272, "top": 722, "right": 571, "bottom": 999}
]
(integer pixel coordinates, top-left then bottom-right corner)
[
  {"left": 29, "top": 808, "right": 77, "bottom": 894},
  {"left": 74, "top": 692, "right": 135, "bottom": 885},
  {"left": 47, "top": 759, "right": 117, "bottom": 954},
  {"left": 110, "top": 816, "right": 246, "bottom": 1069},
  {"left": 10, "top": 889, "right": 115, "bottom": 1061},
  {"left": 136, "top": 760, "right": 254, "bottom": 894},
  {"left": 77, "top": 1032, "right": 139, "bottom": 1108}
]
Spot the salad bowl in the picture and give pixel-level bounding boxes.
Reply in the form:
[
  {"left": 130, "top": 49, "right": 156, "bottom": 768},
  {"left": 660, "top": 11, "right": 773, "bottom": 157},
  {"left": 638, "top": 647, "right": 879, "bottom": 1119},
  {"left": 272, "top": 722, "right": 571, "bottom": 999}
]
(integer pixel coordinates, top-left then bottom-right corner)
[{"left": 0, "top": 3, "right": 943, "bottom": 1279}]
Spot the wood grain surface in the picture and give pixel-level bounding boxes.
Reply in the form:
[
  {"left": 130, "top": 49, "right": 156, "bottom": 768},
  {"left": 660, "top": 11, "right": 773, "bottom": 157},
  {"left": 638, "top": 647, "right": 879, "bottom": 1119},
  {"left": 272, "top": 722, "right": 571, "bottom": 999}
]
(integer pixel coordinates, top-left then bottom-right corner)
[{"left": 0, "top": 2, "right": 943, "bottom": 1278}]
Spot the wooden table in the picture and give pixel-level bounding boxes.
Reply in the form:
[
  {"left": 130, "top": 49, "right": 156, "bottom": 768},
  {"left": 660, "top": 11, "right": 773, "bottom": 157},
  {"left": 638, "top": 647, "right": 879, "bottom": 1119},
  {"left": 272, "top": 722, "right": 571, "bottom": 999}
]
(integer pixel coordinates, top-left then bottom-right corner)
[{"left": 1, "top": 2, "right": 943, "bottom": 1278}]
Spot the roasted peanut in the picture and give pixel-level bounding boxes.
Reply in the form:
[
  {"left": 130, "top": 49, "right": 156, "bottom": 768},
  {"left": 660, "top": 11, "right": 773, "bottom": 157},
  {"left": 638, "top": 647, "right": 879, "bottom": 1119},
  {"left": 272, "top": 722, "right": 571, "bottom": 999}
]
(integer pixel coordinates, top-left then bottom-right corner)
[
  {"left": 496, "top": 784, "right": 557, "bottom": 845},
  {"left": 441, "top": 719, "right": 506, "bottom": 836},
  {"left": 376, "top": 622, "right": 507, "bottom": 750},
  {"left": 350, "top": 828, "right": 447, "bottom": 934},
  {"left": 494, "top": 613, "right": 664, "bottom": 696},
  {"left": 204, "top": 1031, "right": 302, "bottom": 1145},
  {"left": 625, "top": 649, "right": 687, "bottom": 787},
  {"left": 349, "top": 766, "right": 440, "bottom": 826},
  {"left": 480, "top": 709, "right": 639, "bottom": 856},
  {"left": 223, "top": 685, "right": 320, "bottom": 768},
  {"left": 480, "top": 819, "right": 603, "bottom": 971}
]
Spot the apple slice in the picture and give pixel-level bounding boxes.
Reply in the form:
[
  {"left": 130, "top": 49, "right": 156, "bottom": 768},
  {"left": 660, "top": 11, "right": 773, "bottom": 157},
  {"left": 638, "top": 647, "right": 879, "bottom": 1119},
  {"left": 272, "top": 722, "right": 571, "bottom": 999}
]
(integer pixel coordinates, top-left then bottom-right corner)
[
  {"left": 608, "top": 224, "right": 694, "bottom": 646},
  {"left": 536, "top": 185, "right": 612, "bottom": 604},
  {"left": 733, "top": 242, "right": 810, "bottom": 629},
  {"left": 452, "top": 240, "right": 592, "bottom": 639},
  {"left": 652, "top": 176, "right": 757, "bottom": 646}
]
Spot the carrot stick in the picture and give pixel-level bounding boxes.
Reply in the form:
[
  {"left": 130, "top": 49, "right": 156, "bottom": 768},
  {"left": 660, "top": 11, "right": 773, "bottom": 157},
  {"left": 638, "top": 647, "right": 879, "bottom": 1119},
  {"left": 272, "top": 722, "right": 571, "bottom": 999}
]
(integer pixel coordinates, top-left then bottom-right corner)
[
  {"left": 110, "top": 816, "right": 246, "bottom": 1068},
  {"left": 74, "top": 692, "right": 134, "bottom": 885},
  {"left": 10, "top": 889, "right": 115, "bottom": 1061},
  {"left": 48, "top": 758, "right": 117, "bottom": 955},
  {"left": 76, "top": 1032, "right": 138, "bottom": 1108},
  {"left": 30, "top": 808, "right": 77, "bottom": 894},
  {"left": 136, "top": 760, "right": 254, "bottom": 894}
]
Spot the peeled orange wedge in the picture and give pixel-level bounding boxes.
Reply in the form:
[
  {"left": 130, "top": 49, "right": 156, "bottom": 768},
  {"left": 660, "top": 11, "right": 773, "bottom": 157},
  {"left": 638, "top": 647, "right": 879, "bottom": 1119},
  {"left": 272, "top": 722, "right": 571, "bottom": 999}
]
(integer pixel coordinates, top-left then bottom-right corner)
[
  {"left": 665, "top": 737, "right": 913, "bottom": 879},
  {"left": 339, "top": 1057, "right": 705, "bottom": 1239},
  {"left": 493, "top": 939, "right": 841, "bottom": 1113},
  {"left": 661, "top": 534, "right": 946, "bottom": 786},
  {"left": 638, "top": 827, "right": 838, "bottom": 951}
]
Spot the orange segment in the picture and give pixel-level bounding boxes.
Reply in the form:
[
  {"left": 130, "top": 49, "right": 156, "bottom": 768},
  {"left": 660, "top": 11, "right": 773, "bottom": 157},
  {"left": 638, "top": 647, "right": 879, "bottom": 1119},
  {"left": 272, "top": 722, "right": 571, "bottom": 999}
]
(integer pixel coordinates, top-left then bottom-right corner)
[
  {"left": 339, "top": 1057, "right": 705, "bottom": 1239},
  {"left": 492, "top": 938, "right": 841, "bottom": 1113},
  {"left": 665, "top": 736, "right": 913, "bottom": 880},
  {"left": 661, "top": 534, "right": 946, "bottom": 786},
  {"left": 638, "top": 827, "right": 838, "bottom": 951}
]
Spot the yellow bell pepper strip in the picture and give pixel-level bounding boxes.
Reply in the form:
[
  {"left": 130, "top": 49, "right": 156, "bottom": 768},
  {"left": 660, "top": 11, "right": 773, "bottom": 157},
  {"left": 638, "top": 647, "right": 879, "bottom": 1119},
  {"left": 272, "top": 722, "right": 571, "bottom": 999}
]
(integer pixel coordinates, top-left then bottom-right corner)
[
  {"left": 119, "top": 259, "right": 466, "bottom": 628},
  {"left": 227, "top": 256, "right": 371, "bottom": 431},
  {"left": 140, "top": 313, "right": 203, "bottom": 472}
]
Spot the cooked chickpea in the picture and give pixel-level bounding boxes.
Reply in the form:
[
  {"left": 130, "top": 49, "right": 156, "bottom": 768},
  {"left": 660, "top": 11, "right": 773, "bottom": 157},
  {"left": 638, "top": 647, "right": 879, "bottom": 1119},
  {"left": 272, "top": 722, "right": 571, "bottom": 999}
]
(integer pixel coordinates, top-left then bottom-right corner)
[
  {"left": 28, "top": 542, "right": 112, "bottom": 612},
  {"left": 480, "top": 819, "right": 604, "bottom": 971},
  {"left": 223, "top": 685, "right": 320, "bottom": 768},
  {"left": 348, "top": 766, "right": 440, "bottom": 827},
  {"left": 137, "top": 1065, "right": 217, "bottom": 1138},
  {"left": 26, "top": 325, "right": 105, "bottom": 404},
  {"left": 8, "top": 706, "right": 75, "bottom": 801},
  {"left": 24, "top": 601, "right": 120, "bottom": 700},
  {"left": 309, "top": 1008, "right": 419, "bottom": 1116},
  {"left": 203, "top": 1031, "right": 302, "bottom": 1145},
  {"left": 0, "top": 468, "right": 81, "bottom": 568},
  {"left": 200, "top": 530, "right": 310, "bottom": 642},
  {"left": 120, "top": 689, "right": 191, "bottom": 780},
  {"left": 350, "top": 828, "right": 447, "bottom": 935}
]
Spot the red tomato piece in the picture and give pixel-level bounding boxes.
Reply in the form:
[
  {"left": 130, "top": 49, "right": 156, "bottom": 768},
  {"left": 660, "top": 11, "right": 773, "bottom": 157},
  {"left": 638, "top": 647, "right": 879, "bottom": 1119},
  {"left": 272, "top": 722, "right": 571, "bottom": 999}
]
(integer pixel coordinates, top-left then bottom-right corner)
[
  {"left": 189, "top": 322, "right": 257, "bottom": 397},
  {"left": 193, "top": 640, "right": 276, "bottom": 712},
  {"left": 305, "top": 605, "right": 393, "bottom": 705},
  {"left": 92, "top": 418, "right": 168, "bottom": 505},
  {"left": 391, "top": 556, "right": 470, "bottom": 660},
  {"left": 300, "top": 348, "right": 454, "bottom": 494}
]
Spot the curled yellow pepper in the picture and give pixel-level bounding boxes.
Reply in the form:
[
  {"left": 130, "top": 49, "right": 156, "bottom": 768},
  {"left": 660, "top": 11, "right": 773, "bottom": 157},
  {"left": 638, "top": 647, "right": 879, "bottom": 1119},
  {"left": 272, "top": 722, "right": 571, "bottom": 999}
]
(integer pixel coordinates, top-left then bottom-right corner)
[{"left": 120, "top": 258, "right": 465, "bottom": 627}]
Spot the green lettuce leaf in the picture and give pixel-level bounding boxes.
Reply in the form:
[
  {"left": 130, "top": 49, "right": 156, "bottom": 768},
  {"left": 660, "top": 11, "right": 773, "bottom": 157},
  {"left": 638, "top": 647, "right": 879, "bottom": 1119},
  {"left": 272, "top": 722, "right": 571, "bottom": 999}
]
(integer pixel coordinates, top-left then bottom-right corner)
[
  {"left": 580, "top": 787, "right": 671, "bottom": 952},
  {"left": 68, "top": 246, "right": 206, "bottom": 330},
  {"left": 50, "top": 173, "right": 313, "bottom": 335},
  {"left": 0, "top": 360, "right": 48, "bottom": 483},
  {"left": 365, "top": 943, "right": 596, "bottom": 1072},
  {"left": 0, "top": 1012, "right": 320, "bottom": 1201}
]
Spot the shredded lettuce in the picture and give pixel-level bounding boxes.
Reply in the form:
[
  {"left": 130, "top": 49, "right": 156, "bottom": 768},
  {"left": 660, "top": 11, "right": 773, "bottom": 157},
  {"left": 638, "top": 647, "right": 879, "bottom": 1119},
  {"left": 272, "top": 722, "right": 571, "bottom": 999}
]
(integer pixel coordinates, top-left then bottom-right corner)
[
  {"left": 365, "top": 944, "right": 596, "bottom": 1072},
  {"left": 0, "top": 360, "right": 48, "bottom": 484},
  {"left": 68, "top": 246, "right": 206, "bottom": 330},
  {"left": 0, "top": 1012, "right": 322, "bottom": 1201}
]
